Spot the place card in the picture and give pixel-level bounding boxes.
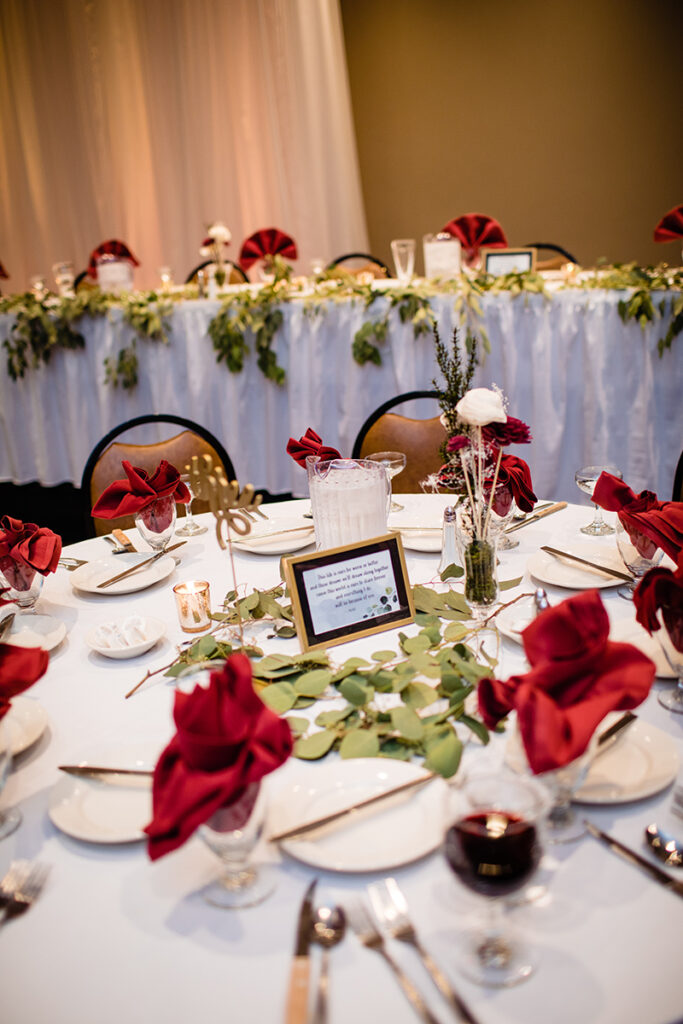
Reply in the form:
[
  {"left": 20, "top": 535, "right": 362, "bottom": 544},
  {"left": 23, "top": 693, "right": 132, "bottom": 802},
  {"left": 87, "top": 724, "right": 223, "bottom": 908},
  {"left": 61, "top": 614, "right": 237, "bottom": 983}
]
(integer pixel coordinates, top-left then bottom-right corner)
[
  {"left": 481, "top": 247, "right": 537, "bottom": 275},
  {"left": 422, "top": 233, "right": 462, "bottom": 279},
  {"left": 283, "top": 534, "right": 415, "bottom": 652}
]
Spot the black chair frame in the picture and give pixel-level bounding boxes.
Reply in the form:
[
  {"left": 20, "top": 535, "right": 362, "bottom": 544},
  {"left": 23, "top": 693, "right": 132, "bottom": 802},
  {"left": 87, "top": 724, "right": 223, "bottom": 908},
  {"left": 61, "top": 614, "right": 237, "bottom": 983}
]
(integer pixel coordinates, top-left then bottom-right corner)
[
  {"left": 185, "top": 259, "right": 248, "bottom": 285},
  {"left": 351, "top": 390, "right": 440, "bottom": 459},
  {"left": 525, "top": 242, "right": 578, "bottom": 264}
]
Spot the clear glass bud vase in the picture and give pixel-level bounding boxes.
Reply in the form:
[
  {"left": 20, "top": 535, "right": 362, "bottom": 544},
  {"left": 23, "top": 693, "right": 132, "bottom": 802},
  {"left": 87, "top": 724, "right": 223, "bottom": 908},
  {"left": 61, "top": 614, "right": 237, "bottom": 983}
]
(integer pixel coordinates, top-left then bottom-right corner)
[{"left": 456, "top": 507, "right": 499, "bottom": 617}]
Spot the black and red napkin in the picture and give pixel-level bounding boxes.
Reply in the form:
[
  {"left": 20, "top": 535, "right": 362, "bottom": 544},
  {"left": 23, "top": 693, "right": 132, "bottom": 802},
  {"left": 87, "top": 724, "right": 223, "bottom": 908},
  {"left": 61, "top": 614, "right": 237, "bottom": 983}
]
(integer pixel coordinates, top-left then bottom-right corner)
[
  {"left": 87, "top": 240, "right": 140, "bottom": 279},
  {"left": 239, "top": 228, "right": 298, "bottom": 271},
  {"left": 634, "top": 551, "right": 683, "bottom": 653},
  {"left": 441, "top": 213, "right": 508, "bottom": 266},
  {"left": 478, "top": 590, "right": 655, "bottom": 774},
  {"left": 654, "top": 204, "right": 683, "bottom": 243},
  {"left": 592, "top": 472, "right": 683, "bottom": 563},
  {"left": 0, "top": 644, "right": 49, "bottom": 721},
  {"left": 91, "top": 461, "right": 190, "bottom": 526},
  {"left": 0, "top": 517, "right": 62, "bottom": 591},
  {"left": 144, "top": 653, "right": 292, "bottom": 860},
  {"left": 487, "top": 454, "right": 537, "bottom": 517},
  {"left": 286, "top": 428, "right": 342, "bottom": 468}
]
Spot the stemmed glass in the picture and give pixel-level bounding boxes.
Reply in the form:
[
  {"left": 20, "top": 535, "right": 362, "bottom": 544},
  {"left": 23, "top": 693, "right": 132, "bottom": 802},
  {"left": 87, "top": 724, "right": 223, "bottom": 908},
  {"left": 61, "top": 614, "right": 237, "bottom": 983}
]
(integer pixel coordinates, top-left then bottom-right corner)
[
  {"left": 135, "top": 496, "right": 176, "bottom": 552},
  {"left": 390, "top": 239, "right": 415, "bottom": 285},
  {"left": 575, "top": 464, "right": 622, "bottom": 535},
  {"left": 444, "top": 771, "right": 548, "bottom": 986},
  {"left": 198, "top": 781, "right": 274, "bottom": 908},
  {"left": 656, "top": 609, "right": 683, "bottom": 714},
  {"left": 176, "top": 475, "right": 207, "bottom": 537},
  {"left": 366, "top": 451, "right": 407, "bottom": 512},
  {"left": 0, "top": 561, "right": 43, "bottom": 613},
  {"left": 0, "top": 716, "right": 21, "bottom": 839},
  {"left": 615, "top": 519, "right": 663, "bottom": 600}
]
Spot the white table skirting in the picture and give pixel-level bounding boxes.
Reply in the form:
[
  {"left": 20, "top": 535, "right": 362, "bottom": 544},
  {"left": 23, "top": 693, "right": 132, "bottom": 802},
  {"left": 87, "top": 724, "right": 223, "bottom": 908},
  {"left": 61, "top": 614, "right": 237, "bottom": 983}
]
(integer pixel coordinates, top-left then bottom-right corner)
[{"left": 0, "top": 290, "right": 681, "bottom": 503}]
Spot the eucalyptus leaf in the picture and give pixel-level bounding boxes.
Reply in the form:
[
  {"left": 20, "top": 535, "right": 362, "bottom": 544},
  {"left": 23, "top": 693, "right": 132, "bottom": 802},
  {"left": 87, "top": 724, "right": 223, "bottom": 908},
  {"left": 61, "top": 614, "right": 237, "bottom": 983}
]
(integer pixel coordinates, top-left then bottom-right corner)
[
  {"left": 424, "top": 726, "right": 463, "bottom": 778},
  {"left": 440, "top": 563, "right": 464, "bottom": 581},
  {"left": 261, "top": 681, "right": 297, "bottom": 713},
  {"left": 284, "top": 716, "right": 310, "bottom": 737},
  {"left": 459, "top": 714, "right": 490, "bottom": 745},
  {"left": 294, "top": 669, "right": 332, "bottom": 696},
  {"left": 371, "top": 650, "right": 396, "bottom": 662},
  {"left": 499, "top": 576, "right": 523, "bottom": 592},
  {"left": 339, "top": 730, "right": 380, "bottom": 759},
  {"left": 294, "top": 730, "right": 337, "bottom": 760},
  {"left": 402, "top": 681, "right": 440, "bottom": 710},
  {"left": 390, "top": 705, "right": 424, "bottom": 741}
]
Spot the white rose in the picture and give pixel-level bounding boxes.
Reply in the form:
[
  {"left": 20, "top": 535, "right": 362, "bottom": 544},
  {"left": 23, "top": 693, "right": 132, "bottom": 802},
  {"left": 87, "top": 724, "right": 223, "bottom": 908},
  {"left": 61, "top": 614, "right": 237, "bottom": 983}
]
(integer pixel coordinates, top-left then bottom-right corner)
[
  {"left": 199, "top": 245, "right": 212, "bottom": 259},
  {"left": 455, "top": 388, "right": 507, "bottom": 427},
  {"left": 207, "top": 221, "right": 231, "bottom": 245}
]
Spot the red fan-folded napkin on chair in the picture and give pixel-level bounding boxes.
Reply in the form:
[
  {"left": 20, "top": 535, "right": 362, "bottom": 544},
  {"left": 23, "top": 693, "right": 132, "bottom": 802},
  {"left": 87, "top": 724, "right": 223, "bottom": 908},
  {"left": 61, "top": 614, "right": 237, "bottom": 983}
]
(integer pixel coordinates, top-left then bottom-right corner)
[
  {"left": 286, "top": 428, "right": 342, "bottom": 467},
  {"left": 478, "top": 590, "right": 655, "bottom": 774},
  {"left": 592, "top": 471, "right": 683, "bottom": 562},
  {"left": 144, "top": 654, "right": 292, "bottom": 860},
  {"left": 239, "top": 228, "right": 298, "bottom": 271},
  {"left": 0, "top": 644, "right": 49, "bottom": 721},
  {"left": 441, "top": 213, "right": 508, "bottom": 266},
  {"left": 0, "top": 517, "right": 62, "bottom": 591},
  {"left": 91, "top": 460, "right": 190, "bottom": 520},
  {"left": 87, "top": 240, "right": 140, "bottom": 279},
  {"left": 654, "top": 204, "right": 683, "bottom": 242},
  {"left": 487, "top": 454, "right": 537, "bottom": 516}
]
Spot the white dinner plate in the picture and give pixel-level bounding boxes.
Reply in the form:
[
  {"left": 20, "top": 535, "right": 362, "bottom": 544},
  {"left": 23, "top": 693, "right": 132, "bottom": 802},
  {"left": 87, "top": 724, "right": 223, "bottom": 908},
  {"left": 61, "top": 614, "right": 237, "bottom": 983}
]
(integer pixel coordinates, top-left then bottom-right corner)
[
  {"left": 496, "top": 598, "right": 535, "bottom": 644},
  {"left": 48, "top": 740, "right": 159, "bottom": 843},
  {"left": 608, "top": 619, "right": 676, "bottom": 679},
  {"left": 4, "top": 614, "right": 67, "bottom": 652},
  {"left": 230, "top": 517, "right": 315, "bottom": 556},
  {"left": 574, "top": 719, "right": 679, "bottom": 804},
  {"left": 527, "top": 543, "right": 625, "bottom": 590},
  {"left": 392, "top": 528, "right": 442, "bottom": 553},
  {"left": 271, "top": 759, "right": 447, "bottom": 872},
  {"left": 3, "top": 696, "right": 48, "bottom": 755},
  {"left": 86, "top": 617, "right": 166, "bottom": 660},
  {"left": 69, "top": 554, "right": 177, "bottom": 595}
]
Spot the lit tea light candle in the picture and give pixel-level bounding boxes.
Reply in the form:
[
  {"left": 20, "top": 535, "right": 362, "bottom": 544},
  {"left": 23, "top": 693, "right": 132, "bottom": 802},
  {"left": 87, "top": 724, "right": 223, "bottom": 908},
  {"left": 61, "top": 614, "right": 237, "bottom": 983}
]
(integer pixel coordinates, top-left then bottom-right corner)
[{"left": 173, "top": 580, "right": 211, "bottom": 633}]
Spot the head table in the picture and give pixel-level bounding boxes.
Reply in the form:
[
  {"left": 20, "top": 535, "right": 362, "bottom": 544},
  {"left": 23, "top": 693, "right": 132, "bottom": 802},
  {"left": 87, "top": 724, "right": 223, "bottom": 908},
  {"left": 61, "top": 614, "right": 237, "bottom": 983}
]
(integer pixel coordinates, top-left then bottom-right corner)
[{"left": 1, "top": 495, "right": 681, "bottom": 1024}]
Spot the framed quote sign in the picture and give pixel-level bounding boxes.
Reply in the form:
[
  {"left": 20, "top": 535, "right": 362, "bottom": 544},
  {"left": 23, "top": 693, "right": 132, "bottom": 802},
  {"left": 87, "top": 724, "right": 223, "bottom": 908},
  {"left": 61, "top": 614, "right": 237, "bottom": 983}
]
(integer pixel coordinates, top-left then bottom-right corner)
[
  {"left": 283, "top": 534, "right": 415, "bottom": 652},
  {"left": 481, "top": 247, "right": 537, "bottom": 275}
]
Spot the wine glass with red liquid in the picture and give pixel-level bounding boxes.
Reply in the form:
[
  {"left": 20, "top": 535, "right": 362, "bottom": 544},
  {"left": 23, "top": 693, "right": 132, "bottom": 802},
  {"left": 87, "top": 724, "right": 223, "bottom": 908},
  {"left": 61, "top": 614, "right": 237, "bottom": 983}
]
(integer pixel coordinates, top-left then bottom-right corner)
[{"left": 444, "top": 772, "right": 548, "bottom": 987}]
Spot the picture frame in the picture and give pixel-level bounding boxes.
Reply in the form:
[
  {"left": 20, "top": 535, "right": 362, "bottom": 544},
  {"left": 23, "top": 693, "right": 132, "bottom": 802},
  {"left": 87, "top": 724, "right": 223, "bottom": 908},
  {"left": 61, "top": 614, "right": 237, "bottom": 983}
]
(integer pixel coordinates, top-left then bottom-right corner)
[
  {"left": 283, "top": 533, "right": 415, "bottom": 652},
  {"left": 481, "top": 247, "right": 537, "bottom": 275}
]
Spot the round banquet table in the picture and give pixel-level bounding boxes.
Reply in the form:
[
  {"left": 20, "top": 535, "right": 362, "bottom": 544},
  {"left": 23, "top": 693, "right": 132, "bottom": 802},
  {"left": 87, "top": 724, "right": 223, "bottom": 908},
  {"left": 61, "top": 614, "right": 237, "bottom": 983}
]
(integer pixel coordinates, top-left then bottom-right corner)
[{"left": 0, "top": 496, "right": 681, "bottom": 1024}]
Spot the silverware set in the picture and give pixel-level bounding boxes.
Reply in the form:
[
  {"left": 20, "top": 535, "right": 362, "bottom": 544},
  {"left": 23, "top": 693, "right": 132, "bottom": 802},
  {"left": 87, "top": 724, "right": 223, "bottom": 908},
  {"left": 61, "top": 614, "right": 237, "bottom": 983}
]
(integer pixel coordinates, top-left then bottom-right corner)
[{"left": 0, "top": 860, "right": 49, "bottom": 927}]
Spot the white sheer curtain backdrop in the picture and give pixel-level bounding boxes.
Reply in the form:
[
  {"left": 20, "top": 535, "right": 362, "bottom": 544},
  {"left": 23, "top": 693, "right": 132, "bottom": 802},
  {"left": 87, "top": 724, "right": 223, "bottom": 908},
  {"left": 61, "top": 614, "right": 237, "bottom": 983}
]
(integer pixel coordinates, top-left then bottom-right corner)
[{"left": 0, "top": 0, "right": 368, "bottom": 291}]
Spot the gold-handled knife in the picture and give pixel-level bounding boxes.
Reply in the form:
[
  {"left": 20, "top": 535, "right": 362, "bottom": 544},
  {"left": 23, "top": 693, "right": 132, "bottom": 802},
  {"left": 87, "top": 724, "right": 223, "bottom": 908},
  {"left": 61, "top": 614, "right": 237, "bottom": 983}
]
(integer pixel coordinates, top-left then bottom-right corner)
[
  {"left": 112, "top": 528, "right": 137, "bottom": 552},
  {"left": 285, "top": 879, "right": 318, "bottom": 1024},
  {"left": 269, "top": 772, "right": 436, "bottom": 842},
  {"left": 585, "top": 822, "right": 683, "bottom": 897},
  {"left": 96, "top": 541, "right": 186, "bottom": 589},
  {"left": 59, "top": 765, "right": 153, "bottom": 779},
  {"left": 540, "top": 545, "right": 633, "bottom": 583},
  {"left": 0, "top": 613, "right": 16, "bottom": 641},
  {"left": 505, "top": 502, "right": 568, "bottom": 533}
]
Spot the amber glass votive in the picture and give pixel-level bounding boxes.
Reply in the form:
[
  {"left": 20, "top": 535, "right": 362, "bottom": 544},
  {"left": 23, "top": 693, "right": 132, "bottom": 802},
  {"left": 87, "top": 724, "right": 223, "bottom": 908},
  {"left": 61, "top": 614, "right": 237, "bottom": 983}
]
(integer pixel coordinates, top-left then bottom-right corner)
[{"left": 173, "top": 580, "right": 211, "bottom": 633}]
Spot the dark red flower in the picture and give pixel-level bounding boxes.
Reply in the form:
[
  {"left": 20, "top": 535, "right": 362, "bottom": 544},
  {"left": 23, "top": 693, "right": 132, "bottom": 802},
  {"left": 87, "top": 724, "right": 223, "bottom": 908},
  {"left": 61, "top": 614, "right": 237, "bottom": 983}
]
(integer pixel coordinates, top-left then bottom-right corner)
[
  {"left": 446, "top": 434, "right": 470, "bottom": 454},
  {"left": 481, "top": 416, "right": 532, "bottom": 446}
]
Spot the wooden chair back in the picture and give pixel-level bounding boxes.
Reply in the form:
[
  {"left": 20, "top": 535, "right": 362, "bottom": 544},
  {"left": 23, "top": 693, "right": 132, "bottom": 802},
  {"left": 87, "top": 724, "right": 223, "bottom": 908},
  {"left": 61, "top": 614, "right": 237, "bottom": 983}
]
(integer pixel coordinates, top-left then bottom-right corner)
[{"left": 358, "top": 413, "right": 447, "bottom": 493}]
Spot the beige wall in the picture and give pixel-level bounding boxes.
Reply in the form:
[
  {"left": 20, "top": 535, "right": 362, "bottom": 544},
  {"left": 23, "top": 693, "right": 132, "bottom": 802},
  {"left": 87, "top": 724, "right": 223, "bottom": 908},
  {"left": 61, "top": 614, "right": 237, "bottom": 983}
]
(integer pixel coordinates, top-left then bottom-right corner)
[{"left": 340, "top": 0, "right": 683, "bottom": 271}]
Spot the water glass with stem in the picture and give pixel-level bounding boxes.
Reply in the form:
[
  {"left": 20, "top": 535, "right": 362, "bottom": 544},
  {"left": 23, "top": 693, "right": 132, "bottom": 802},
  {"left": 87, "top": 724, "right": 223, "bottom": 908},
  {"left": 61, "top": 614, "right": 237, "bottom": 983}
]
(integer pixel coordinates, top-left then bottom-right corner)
[
  {"left": 176, "top": 475, "right": 207, "bottom": 537},
  {"left": 198, "top": 781, "right": 274, "bottom": 908},
  {"left": 615, "top": 518, "right": 662, "bottom": 600},
  {"left": 575, "top": 464, "right": 622, "bottom": 535},
  {"left": 366, "top": 451, "right": 407, "bottom": 511}
]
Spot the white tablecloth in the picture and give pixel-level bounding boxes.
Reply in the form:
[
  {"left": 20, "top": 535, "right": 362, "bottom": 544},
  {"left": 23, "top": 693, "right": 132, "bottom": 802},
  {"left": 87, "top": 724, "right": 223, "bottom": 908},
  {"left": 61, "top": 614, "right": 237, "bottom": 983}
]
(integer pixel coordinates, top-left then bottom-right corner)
[
  {"left": 0, "top": 290, "right": 681, "bottom": 503},
  {"left": 0, "top": 498, "right": 681, "bottom": 1024}
]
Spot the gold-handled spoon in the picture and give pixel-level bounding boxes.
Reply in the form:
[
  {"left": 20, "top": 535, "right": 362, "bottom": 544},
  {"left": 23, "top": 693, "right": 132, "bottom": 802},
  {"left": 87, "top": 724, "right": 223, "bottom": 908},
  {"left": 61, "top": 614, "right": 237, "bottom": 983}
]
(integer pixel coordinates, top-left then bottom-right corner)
[{"left": 310, "top": 904, "right": 347, "bottom": 1024}]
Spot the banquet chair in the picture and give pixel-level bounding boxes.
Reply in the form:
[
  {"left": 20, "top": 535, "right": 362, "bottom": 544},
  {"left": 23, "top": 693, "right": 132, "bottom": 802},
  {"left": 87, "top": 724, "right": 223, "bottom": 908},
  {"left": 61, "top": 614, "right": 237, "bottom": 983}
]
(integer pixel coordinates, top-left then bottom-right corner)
[
  {"left": 526, "top": 242, "right": 578, "bottom": 270},
  {"left": 326, "top": 253, "right": 390, "bottom": 279},
  {"left": 185, "top": 260, "right": 249, "bottom": 285},
  {"left": 351, "top": 390, "right": 446, "bottom": 492},
  {"left": 81, "top": 414, "right": 236, "bottom": 537},
  {"left": 673, "top": 450, "right": 683, "bottom": 502}
]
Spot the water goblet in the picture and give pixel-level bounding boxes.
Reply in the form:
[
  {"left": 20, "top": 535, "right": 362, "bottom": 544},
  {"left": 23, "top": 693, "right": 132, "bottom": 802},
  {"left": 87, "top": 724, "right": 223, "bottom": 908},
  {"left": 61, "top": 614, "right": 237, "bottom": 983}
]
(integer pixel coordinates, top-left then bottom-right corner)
[
  {"left": 0, "top": 716, "right": 21, "bottom": 839},
  {"left": 656, "top": 608, "right": 683, "bottom": 714},
  {"left": 444, "top": 771, "right": 548, "bottom": 986},
  {"left": 176, "top": 475, "right": 207, "bottom": 537},
  {"left": 135, "top": 496, "right": 176, "bottom": 552},
  {"left": 198, "top": 781, "right": 274, "bottom": 908},
  {"left": 52, "top": 261, "right": 75, "bottom": 297},
  {"left": 615, "top": 518, "right": 663, "bottom": 600},
  {"left": 390, "top": 239, "right": 415, "bottom": 286},
  {"left": 0, "top": 560, "right": 43, "bottom": 612},
  {"left": 366, "top": 451, "right": 407, "bottom": 512},
  {"left": 575, "top": 464, "right": 622, "bottom": 535}
]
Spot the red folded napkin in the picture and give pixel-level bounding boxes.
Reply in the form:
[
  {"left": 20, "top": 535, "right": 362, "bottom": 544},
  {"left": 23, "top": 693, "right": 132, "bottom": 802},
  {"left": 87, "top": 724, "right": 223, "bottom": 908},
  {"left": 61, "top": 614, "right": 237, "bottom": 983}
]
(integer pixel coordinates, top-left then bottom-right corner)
[
  {"left": 0, "top": 643, "right": 49, "bottom": 721},
  {"left": 654, "top": 204, "right": 683, "bottom": 243},
  {"left": 487, "top": 454, "right": 537, "bottom": 516},
  {"left": 592, "top": 472, "right": 683, "bottom": 562},
  {"left": 633, "top": 551, "right": 683, "bottom": 652},
  {"left": 0, "top": 517, "right": 62, "bottom": 591},
  {"left": 87, "top": 240, "right": 140, "bottom": 279},
  {"left": 286, "top": 428, "right": 342, "bottom": 468},
  {"left": 239, "top": 228, "right": 298, "bottom": 271},
  {"left": 441, "top": 213, "right": 508, "bottom": 266},
  {"left": 145, "top": 653, "right": 292, "bottom": 860},
  {"left": 478, "top": 590, "right": 655, "bottom": 774},
  {"left": 91, "top": 460, "right": 190, "bottom": 522}
]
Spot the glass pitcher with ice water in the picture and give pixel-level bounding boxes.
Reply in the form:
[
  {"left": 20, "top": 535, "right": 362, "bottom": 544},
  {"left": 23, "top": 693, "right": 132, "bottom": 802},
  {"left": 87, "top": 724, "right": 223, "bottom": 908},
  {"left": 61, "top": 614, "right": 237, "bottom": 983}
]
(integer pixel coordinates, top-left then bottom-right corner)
[{"left": 306, "top": 457, "right": 390, "bottom": 551}]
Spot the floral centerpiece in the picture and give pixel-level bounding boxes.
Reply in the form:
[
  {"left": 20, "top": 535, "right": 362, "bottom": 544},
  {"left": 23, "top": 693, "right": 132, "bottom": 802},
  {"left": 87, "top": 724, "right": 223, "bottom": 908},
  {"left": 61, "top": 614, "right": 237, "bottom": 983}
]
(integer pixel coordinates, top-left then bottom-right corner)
[{"left": 200, "top": 221, "right": 232, "bottom": 287}]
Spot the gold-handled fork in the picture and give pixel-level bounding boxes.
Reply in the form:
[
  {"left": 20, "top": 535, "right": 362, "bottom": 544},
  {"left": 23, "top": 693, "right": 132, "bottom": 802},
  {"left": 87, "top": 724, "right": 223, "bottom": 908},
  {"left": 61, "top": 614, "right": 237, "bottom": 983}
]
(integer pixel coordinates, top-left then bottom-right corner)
[
  {"left": 368, "top": 878, "right": 481, "bottom": 1024},
  {"left": 0, "top": 860, "right": 50, "bottom": 926},
  {"left": 346, "top": 899, "right": 440, "bottom": 1024}
]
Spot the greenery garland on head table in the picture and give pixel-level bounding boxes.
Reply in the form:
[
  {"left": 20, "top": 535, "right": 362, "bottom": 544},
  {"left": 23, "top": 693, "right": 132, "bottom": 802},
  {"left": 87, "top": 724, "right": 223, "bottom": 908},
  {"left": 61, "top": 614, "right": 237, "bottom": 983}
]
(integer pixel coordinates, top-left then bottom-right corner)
[{"left": 1, "top": 262, "right": 680, "bottom": 391}]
